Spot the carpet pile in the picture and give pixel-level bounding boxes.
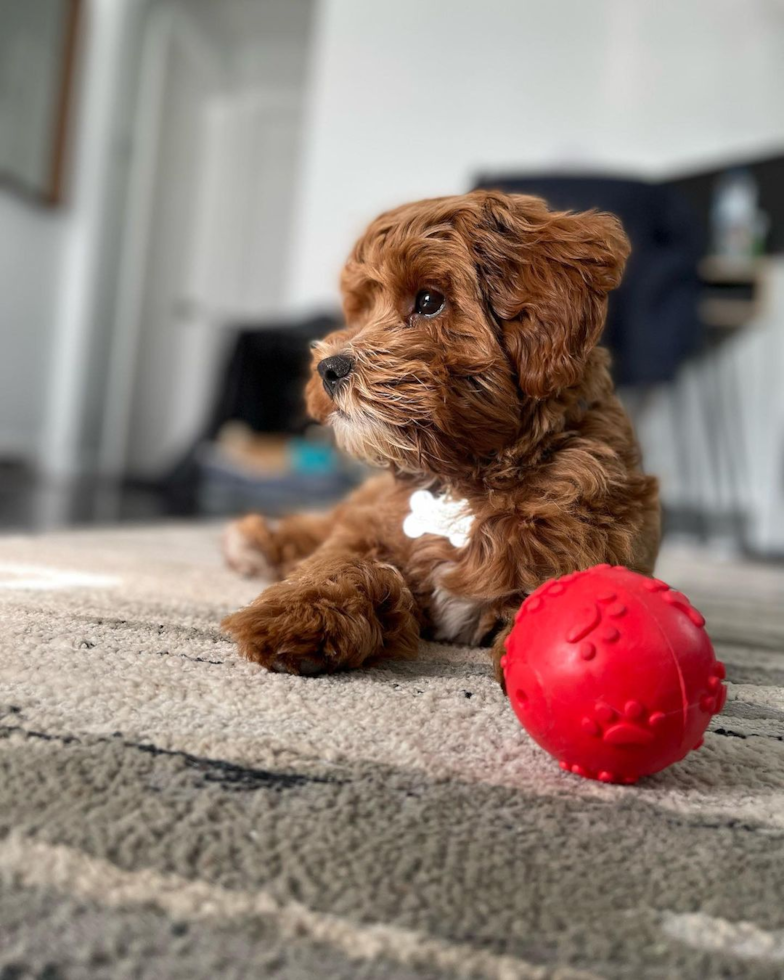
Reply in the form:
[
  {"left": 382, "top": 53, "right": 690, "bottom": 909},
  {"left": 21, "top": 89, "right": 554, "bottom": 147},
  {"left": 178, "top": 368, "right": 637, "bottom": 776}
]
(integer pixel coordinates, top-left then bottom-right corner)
[{"left": 1, "top": 524, "right": 783, "bottom": 979}]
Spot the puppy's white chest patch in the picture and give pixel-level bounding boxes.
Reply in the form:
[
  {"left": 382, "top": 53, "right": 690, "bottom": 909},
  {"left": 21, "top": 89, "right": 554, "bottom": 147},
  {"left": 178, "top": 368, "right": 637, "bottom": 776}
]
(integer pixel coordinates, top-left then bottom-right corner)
[
  {"left": 431, "top": 582, "right": 483, "bottom": 643},
  {"left": 402, "top": 489, "right": 475, "bottom": 548}
]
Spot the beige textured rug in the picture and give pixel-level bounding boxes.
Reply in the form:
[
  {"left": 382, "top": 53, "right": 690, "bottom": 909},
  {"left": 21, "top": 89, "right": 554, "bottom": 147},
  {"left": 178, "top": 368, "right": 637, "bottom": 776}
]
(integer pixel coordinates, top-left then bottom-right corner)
[{"left": 1, "top": 523, "right": 783, "bottom": 980}]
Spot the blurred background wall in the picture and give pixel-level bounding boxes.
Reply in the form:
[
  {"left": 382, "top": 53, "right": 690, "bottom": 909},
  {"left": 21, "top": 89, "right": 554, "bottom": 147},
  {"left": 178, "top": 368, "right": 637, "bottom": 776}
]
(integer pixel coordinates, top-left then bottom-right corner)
[
  {"left": 289, "top": 0, "right": 784, "bottom": 306},
  {"left": 1, "top": 0, "right": 784, "bottom": 556}
]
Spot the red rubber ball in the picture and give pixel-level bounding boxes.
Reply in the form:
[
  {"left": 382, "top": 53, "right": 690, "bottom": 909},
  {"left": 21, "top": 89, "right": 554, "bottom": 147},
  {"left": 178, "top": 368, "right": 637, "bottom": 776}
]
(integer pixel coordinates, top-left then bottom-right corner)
[{"left": 502, "top": 564, "right": 726, "bottom": 784}]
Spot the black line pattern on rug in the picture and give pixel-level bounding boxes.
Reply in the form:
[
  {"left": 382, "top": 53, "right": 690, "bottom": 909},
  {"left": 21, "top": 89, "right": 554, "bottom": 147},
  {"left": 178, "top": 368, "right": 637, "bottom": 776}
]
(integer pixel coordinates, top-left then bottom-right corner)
[
  {"left": 145, "top": 649, "right": 224, "bottom": 666},
  {"left": 0, "top": 724, "right": 346, "bottom": 792},
  {"left": 44, "top": 612, "right": 230, "bottom": 645},
  {"left": 75, "top": 640, "right": 224, "bottom": 666},
  {"left": 712, "top": 727, "right": 784, "bottom": 743},
  {"left": 661, "top": 812, "right": 784, "bottom": 836}
]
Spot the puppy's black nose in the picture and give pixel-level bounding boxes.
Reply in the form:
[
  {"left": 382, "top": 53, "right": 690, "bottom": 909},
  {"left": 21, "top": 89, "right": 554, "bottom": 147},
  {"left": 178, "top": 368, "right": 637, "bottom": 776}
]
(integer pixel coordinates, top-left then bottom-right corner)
[{"left": 317, "top": 354, "right": 353, "bottom": 397}]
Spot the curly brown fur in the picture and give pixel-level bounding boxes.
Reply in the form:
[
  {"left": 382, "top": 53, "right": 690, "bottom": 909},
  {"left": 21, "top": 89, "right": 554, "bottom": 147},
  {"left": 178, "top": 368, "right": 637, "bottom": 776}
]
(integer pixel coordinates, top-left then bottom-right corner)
[
  {"left": 222, "top": 190, "right": 660, "bottom": 679},
  {"left": 223, "top": 551, "right": 419, "bottom": 674},
  {"left": 223, "top": 512, "right": 335, "bottom": 580}
]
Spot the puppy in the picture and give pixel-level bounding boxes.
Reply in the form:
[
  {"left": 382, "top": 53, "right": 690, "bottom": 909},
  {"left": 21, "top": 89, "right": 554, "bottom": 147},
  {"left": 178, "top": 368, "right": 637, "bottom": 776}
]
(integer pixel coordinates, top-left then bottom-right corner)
[{"left": 222, "top": 191, "right": 660, "bottom": 681}]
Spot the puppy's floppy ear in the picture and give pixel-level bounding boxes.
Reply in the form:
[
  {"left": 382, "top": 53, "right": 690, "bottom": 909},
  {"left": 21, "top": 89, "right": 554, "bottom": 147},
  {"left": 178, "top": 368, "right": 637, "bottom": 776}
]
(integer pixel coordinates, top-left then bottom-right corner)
[{"left": 466, "top": 192, "right": 630, "bottom": 398}]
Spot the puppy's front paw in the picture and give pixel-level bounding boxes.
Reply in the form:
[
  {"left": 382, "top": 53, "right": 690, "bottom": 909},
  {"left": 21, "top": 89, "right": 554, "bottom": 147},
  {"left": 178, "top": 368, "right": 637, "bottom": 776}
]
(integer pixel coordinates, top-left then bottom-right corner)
[
  {"left": 222, "top": 515, "right": 279, "bottom": 579},
  {"left": 221, "top": 598, "right": 343, "bottom": 676},
  {"left": 221, "top": 557, "right": 419, "bottom": 675}
]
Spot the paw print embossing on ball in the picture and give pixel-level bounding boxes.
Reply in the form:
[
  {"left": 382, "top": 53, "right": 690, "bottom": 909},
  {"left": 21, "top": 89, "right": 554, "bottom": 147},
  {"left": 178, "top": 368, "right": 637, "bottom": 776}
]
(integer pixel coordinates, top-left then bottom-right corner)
[{"left": 580, "top": 699, "right": 667, "bottom": 747}]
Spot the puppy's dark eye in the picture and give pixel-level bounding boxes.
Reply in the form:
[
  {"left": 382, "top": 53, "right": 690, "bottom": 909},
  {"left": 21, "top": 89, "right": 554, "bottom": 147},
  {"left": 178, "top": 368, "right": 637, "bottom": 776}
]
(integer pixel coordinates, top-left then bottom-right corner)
[{"left": 414, "top": 289, "right": 445, "bottom": 317}]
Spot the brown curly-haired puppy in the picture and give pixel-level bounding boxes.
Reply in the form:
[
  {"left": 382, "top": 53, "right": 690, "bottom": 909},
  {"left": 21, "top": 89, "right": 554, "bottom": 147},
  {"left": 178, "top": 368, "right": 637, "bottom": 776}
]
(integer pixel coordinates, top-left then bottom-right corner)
[{"left": 222, "top": 190, "right": 660, "bottom": 682}]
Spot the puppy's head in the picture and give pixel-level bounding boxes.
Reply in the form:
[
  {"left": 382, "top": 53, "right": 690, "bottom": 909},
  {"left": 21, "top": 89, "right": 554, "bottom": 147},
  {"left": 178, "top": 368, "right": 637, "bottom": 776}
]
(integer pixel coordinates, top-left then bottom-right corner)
[{"left": 306, "top": 190, "right": 629, "bottom": 478}]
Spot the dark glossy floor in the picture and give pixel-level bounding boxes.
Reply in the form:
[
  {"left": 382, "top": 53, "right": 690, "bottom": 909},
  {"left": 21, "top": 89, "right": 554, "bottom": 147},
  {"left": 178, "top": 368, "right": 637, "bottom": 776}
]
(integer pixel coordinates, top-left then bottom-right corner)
[{"left": 0, "top": 461, "right": 168, "bottom": 532}]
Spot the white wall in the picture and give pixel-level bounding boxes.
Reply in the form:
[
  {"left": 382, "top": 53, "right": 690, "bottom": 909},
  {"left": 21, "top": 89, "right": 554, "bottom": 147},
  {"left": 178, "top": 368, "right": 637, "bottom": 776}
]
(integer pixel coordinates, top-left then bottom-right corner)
[
  {"left": 0, "top": 195, "right": 63, "bottom": 456},
  {"left": 288, "top": 0, "right": 784, "bottom": 308},
  {"left": 114, "top": 0, "right": 316, "bottom": 478},
  {"left": 122, "top": 15, "right": 223, "bottom": 477},
  {"left": 184, "top": 0, "right": 313, "bottom": 318},
  {"left": 0, "top": 0, "right": 314, "bottom": 478},
  {"left": 41, "top": 0, "right": 147, "bottom": 480},
  {"left": 0, "top": 0, "right": 148, "bottom": 475},
  {"left": 188, "top": 92, "right": 303, "bottom": 317}
]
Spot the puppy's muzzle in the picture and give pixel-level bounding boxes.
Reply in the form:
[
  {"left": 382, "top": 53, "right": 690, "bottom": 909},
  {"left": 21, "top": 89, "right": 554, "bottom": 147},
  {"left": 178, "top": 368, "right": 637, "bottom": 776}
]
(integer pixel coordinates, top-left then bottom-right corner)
[{"left": 318, "top": 354, "right": 353, "bottom": 398}]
